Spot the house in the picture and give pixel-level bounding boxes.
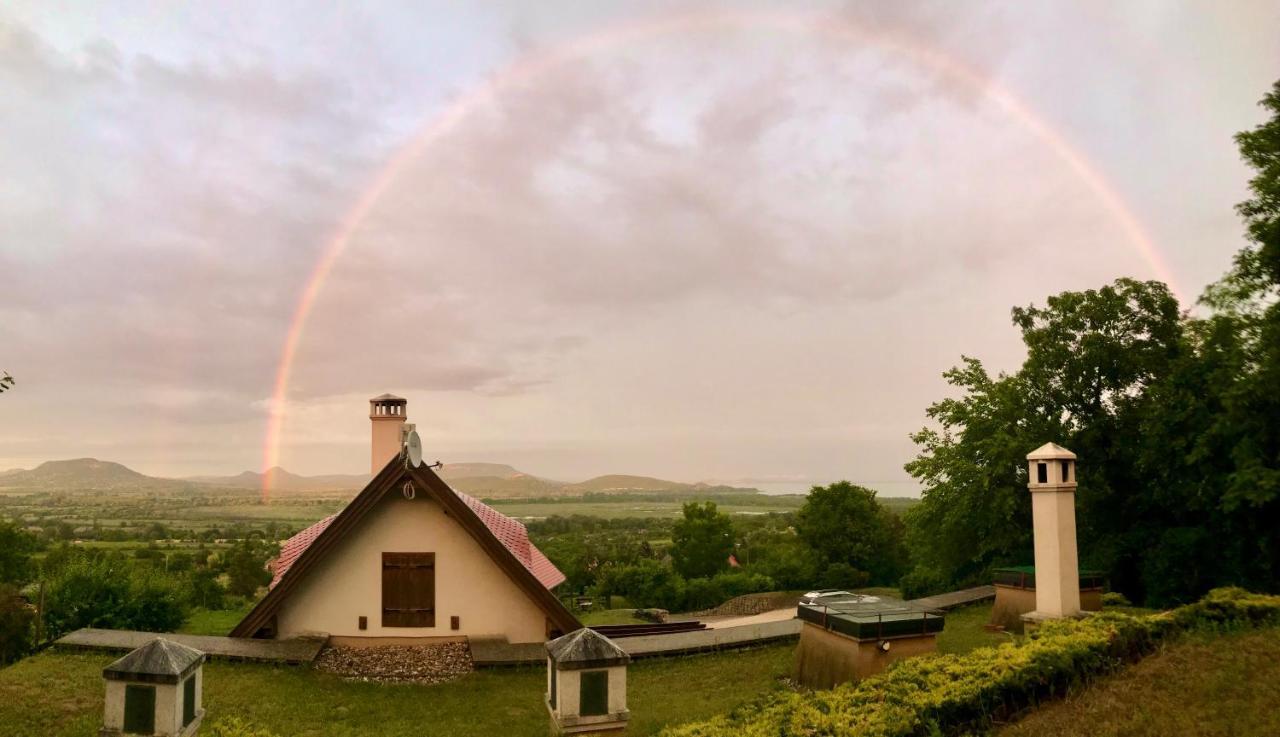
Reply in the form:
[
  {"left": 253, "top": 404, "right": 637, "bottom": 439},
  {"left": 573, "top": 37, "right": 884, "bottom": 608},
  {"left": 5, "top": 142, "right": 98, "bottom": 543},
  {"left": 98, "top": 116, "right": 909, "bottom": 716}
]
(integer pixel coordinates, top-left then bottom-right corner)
[{"left": 231, "top": 394, "right": 580, "bottom": 644}]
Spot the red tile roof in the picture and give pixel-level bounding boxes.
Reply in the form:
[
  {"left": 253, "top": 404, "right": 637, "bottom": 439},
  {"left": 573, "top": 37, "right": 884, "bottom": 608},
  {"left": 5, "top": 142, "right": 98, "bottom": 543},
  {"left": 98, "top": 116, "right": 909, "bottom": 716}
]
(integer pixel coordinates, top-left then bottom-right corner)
[{"left": 269, "top": 490, "right": 565, "bottom": 591}]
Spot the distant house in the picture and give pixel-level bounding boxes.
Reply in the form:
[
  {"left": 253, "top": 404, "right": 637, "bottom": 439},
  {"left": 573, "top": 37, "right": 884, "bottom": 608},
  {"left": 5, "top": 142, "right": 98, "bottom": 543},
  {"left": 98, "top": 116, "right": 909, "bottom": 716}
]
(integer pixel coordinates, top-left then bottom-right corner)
[{"left": 232, "top": 394, "right": 579, "bottom": 644}]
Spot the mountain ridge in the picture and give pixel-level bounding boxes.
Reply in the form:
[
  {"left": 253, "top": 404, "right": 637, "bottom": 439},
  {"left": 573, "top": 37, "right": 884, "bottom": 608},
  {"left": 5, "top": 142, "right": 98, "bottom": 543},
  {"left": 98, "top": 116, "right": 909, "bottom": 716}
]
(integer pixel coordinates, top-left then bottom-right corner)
[{"left": 0, "top": 458, "right": 762, "bottom": 498}]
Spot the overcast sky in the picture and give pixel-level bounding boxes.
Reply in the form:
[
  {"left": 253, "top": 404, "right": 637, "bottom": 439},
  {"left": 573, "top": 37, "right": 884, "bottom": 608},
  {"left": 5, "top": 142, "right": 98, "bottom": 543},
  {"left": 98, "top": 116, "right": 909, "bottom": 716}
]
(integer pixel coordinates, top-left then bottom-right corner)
[{"left": 1, "top": 2, "right": 1277, "bottom": 492}]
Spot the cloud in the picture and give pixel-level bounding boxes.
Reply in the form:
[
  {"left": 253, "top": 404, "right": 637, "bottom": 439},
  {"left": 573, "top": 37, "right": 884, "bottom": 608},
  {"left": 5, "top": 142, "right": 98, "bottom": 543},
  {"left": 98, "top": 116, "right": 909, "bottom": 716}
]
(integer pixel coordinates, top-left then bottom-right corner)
[{"left": 1, "top": 2, "right": 1273, "bottom": 480}]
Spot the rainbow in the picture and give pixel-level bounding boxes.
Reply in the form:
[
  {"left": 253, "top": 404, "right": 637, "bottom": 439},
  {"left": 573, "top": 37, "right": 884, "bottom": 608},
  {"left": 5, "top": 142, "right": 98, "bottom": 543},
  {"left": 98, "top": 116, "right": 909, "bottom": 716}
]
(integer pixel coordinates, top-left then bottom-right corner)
[{"left": 260, "top": 8, "right": 1182, "bottom": 496}]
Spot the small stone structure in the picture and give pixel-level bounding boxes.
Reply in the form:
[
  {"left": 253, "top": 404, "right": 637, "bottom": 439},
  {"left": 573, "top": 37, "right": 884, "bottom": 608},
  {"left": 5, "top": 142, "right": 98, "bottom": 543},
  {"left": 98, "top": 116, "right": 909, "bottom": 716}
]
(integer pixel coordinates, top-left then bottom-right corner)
[
  {"left": 794, "top": 593, "right": 943, "bottom": 688},
  {"left": 1022, "top": 442, "right": 1084, "bottom": 627},
  {"left": 545, "top": 628, "right": 630, "bottom": 734},
  {"left": 101, "top": 638, "right": 204, "bottom": 736},
  {"left": 990, "top": 567, "right": 1104, "bottom": 632}
]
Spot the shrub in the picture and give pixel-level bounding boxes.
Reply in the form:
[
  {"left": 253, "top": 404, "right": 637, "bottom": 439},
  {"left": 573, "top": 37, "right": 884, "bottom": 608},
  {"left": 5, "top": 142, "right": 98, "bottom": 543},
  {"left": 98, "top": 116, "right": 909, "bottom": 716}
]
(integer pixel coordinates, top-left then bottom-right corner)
[
  {"left": 661, "top": 588, "right": 1280, "bottom": 737},
  {"left": 682, "top": 572, "right": 777, "bottom": 612},
  {"left": 682, "top": 577, "right": 726, "bottom": 612},
  {"left": 712, "top": 571, "right": 775, "bottom": 599},
  {"left": 43, "top": 558, "right": 186, "bottom": 639},
  {"left": 816, "top": 562, "right": 869, "bottom": 590},
  {"left": 899, "top": 565, "right": 950, "bottom": 600},
  {"left": 1101, "top": 591, "right": 1132, "bottom": 607},
  {"left": 594, "top": 559, "right": 686, "bottom": 611},
  {"left": 0, "top": 584, "right": 34, "bottom": 664}
]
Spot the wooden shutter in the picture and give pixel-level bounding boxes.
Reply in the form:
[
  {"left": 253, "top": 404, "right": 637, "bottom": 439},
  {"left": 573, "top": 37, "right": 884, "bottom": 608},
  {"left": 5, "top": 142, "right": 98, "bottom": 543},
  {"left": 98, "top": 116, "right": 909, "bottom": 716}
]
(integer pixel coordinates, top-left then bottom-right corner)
[
  {"left": 123, "top": 684, "right": 156, "bottom": 734},
  {"left": 579, "top": 670, "right": 609, "bottom": 716},
  {"left": 183, "top": 675, "right": 196, "bottom": 726},
  {"left": 382, "top": 552, "right": 435, "bottom": 627}
]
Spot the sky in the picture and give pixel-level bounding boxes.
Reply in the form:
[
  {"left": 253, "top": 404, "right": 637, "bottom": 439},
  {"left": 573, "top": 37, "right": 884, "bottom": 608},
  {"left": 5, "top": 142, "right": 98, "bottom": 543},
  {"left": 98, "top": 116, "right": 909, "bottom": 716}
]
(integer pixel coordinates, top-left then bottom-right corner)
[{"left": 1, "top": 1, "right": 1277, "bottom": 493}]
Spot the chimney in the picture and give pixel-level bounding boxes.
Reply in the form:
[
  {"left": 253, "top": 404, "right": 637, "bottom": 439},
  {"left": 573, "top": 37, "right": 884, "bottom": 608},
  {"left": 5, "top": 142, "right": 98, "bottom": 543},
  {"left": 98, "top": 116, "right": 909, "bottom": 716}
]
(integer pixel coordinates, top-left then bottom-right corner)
[
  {"left": 369, "top": 393, "right": 408, "bottom": 475},
  {"left": 1025, "top": 442, "right": 1081, "bottom": 620}
]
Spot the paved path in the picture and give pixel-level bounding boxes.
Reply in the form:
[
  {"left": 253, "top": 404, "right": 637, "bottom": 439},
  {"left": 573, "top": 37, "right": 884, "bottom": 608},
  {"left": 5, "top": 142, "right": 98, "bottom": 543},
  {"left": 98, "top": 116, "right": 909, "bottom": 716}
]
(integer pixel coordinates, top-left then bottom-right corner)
[
  {"left": 907, "top": 585, "right": 996, "bottom": 611},
  {"left": 471, "top": 617, "right": 801, "bottom": 666},
  {"left": 704, "top": 607, "right": 796, "bottom": 629},
  {"left": 55, "top": 628, "right": 325, "bottom": 664}
]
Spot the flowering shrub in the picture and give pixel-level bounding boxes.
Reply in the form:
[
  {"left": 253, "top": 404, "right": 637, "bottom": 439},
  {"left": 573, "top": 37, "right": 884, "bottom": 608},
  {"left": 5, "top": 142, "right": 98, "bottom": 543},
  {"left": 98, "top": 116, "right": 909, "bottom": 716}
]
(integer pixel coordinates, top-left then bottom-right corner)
[{"left": 662, "top": 588, "right": 1280, "bottom": 737}]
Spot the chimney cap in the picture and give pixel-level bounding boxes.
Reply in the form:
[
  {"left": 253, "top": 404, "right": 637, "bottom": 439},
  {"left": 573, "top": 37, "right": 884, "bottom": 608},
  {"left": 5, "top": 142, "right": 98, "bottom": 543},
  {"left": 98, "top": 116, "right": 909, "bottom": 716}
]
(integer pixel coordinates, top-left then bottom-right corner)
[
  {"left": 369, "top": 393, "right": 406, "bottom": 403},
  {"left": 1026, "top": 442, "right": 1076, "bottom": 461}
]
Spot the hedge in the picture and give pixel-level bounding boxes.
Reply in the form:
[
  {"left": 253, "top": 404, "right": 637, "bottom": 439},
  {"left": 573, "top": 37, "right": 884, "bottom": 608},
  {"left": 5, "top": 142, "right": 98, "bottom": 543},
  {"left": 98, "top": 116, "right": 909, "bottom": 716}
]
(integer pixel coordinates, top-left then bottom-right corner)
[{"left": 661, "top": 587, "right": 1280, "bottom": 737}]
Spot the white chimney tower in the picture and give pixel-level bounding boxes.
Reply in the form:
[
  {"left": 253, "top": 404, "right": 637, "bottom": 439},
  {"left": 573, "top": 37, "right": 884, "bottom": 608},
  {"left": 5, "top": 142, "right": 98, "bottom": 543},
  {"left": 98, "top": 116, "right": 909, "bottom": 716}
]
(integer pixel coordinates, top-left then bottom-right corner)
[
  {"left": 369, "top": 393, "right": 407, "bottom": 475},
  {"left": 1024, "top": 442, "right": 1081, "bottom": 621}
]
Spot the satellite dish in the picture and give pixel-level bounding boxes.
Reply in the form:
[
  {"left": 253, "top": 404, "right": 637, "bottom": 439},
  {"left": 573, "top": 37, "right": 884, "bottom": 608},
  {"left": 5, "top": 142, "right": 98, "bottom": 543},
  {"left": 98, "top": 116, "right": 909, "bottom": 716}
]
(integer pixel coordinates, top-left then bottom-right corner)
[{"left": 406, "top": 430, "right": 423, "bottom": 468}]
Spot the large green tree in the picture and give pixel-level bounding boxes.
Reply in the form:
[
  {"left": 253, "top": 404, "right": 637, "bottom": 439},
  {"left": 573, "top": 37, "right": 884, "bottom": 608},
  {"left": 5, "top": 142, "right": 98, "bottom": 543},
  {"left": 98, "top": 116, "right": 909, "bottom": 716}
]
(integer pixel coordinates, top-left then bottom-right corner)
[
  {"left": 903, "top": 80, "right": 1280, "bottom": 605},
  {"left": 670, "top": 502, "right": 734, "bottom": 579},
  {"left": 795, "top": 481, "right": 906, "bottom": 587}
]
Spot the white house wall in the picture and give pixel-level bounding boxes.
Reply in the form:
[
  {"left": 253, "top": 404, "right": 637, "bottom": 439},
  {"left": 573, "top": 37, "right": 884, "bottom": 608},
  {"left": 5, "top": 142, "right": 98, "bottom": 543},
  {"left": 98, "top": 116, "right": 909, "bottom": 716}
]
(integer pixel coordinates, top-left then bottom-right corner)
[{"left": 275, "top": 494, "right": 549, "bottom": 643}]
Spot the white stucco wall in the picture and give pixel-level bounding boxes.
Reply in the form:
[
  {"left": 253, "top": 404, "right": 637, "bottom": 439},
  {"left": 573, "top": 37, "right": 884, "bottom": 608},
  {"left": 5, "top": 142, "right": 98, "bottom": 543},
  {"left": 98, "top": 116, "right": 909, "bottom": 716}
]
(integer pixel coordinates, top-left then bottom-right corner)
[
  {"left": 550, "top": 666, "right": 628, "bottom": 722},
  {"left": 1031, "top": 488, "right": 1082, "bottom": 617},
  {"left": 103, "top": 678, "right": 192, "bottom": 737},
  {"left": 275, "top": 494, "right": 550, "bottom": 643}
]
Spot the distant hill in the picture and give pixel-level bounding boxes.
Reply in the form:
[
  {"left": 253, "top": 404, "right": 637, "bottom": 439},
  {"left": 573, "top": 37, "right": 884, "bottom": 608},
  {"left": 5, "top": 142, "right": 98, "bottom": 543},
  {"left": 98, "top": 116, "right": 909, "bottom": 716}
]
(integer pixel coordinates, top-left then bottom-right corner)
[
  {"left": 185, "top": 467, "right": 370, "bottom": 492},
  {"left": 0, "top": 458, "right": 170, "bottom": 491},
  {"left": 437, "top": 463, "right": 525, "bottom": 480},
  {"left": 1, "top": 458, "right": 761, "bottom": 498},
  {"left": 564, "top": 474, "right": 705, "bottom": 493}
]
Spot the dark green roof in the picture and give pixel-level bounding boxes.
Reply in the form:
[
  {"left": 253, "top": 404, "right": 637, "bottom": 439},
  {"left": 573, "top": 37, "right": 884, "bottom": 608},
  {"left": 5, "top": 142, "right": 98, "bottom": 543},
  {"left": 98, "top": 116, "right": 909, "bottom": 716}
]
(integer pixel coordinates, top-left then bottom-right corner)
[{"left": 797, "top": 594, "right": 943, "bottom": 640}]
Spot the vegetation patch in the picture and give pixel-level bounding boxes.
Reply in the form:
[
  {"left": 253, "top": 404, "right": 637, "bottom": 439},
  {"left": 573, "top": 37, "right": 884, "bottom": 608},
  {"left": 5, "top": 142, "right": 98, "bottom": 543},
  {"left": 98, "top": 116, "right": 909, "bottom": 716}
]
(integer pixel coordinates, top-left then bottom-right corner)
[
  {"left": 998, "top": 625, "right": 1280, "bottom": 736},
  {"left": 661, "top": 588, "right": 1280, "bottom": 737}
]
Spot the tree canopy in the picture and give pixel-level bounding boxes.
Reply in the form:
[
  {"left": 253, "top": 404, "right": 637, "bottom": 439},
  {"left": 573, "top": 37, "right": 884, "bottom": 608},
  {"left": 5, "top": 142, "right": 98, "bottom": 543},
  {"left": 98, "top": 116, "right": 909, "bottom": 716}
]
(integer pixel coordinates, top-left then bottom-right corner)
[
  {"left": 671, "top": 502, "right": 734, "bottom": 580},
  {"left": 903, "top": 80, "right": 1280, "bottom": 606}
]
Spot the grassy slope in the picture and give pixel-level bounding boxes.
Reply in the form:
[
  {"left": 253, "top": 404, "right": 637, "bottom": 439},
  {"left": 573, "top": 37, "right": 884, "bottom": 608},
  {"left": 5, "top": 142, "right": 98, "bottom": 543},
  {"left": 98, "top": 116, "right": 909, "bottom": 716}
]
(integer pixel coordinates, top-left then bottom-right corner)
[
  {"left": 999, "top": 626, "right": 1280, "bottom": 737},
  {"left": 0, "top": 644, "right": 794, "bottom": 737}
]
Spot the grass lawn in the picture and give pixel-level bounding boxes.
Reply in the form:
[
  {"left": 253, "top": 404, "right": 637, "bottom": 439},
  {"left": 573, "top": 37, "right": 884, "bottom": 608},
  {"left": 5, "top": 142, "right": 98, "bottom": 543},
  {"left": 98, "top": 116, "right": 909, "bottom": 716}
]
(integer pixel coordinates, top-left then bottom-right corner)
[
  {"left": 179, "top": 604, "right": 254, "bottom": 636},
  {"left": 1000, "top": 626, "right": 1280, "bottom": 736},
  {"left": 936, "top": 602, "right": 1012, "bottom": 655},
  {"left": 0, "top": 643, "right": 795, "bottom": 737},
  {"left": 579, "top": 608, "right": 649, "bottom": 626}
]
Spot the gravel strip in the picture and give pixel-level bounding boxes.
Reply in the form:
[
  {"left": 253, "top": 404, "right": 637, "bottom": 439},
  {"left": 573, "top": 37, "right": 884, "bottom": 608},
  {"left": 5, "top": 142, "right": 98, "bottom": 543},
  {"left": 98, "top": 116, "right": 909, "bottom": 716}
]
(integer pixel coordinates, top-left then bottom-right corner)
[{"left": 314, "top": 642, "right": 474, "bottom": 684}]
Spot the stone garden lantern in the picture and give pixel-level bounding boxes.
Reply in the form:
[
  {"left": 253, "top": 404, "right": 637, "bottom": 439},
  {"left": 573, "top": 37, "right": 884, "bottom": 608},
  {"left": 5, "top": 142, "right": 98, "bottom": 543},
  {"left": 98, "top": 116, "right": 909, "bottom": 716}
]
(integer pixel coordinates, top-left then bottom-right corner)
[
  {"left": 545, "top": 628, "right": 630, "bottom": 734},
  {"left": 101, "top": 638, "right": 205, "bottom": 737}
]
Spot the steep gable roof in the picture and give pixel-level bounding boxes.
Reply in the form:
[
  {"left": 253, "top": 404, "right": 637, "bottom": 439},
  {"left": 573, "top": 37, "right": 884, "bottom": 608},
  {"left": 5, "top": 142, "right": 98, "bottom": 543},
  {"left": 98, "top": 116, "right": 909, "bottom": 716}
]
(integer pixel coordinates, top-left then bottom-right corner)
[
  {"left": 232, "top": 457, "right": 578, "bottom": 638},
  {"left": 266, "top": 489, "right": 566, "bottom": 591}
]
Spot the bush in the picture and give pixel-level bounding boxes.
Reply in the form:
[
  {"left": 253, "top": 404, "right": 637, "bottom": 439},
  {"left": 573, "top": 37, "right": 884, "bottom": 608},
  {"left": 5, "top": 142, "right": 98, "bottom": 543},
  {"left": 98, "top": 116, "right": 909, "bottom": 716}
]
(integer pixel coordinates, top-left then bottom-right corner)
[
  {"left": 661, "top": 588, "right": 1280, "bottom": 737},
  {"left": 0, "top": 584, "right": 34, "bottom": 664},
  {"left": 682, "top": 577, "right": 726, "bottom": 612},
  {"left": 43, "top": 558, "right": 187, "bottom": 639},
  {"left": 899, "top": 565, "right": 950, "bottom": 600},
  {"left": 1101, "top": 591, "right": 1132, "bottom": 607},
  {"left": 816, "top": 562, "right": 869, "bottom": 590},
  {"left": 594, "top": 559, "right": 686, "bottom": 611},
  {"left": 712, "top": 571, "right": 776, "bottom": 600}
]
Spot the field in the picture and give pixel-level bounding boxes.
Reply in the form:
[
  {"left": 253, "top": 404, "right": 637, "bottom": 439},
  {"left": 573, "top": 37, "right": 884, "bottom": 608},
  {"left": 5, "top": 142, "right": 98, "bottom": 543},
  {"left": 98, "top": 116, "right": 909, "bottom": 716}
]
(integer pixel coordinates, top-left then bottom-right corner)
[
  {"left": 0, "top": 488, "right": 840, "bottom": 546},
  {"left": 999, "top": 626, "right": 1280, "bottom": 736}
]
